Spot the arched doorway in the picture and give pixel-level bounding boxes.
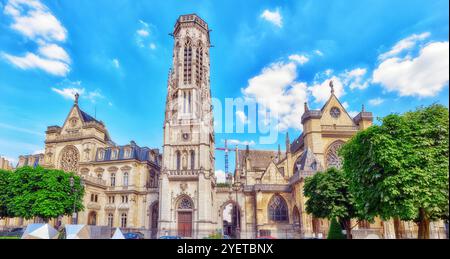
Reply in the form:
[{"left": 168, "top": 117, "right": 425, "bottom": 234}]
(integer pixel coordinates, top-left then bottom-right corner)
[
  {"left": 150, "top": 202, "right": 159, "bottom": 239},
  {"left": 176, "top": 196, "right": 193, "bottom": 238},
  {"left": 88, "top": 211, "right": 97, "bottom": 226},
  {"left": 222, "top": 202, "right": 241, "bottom": 239}
]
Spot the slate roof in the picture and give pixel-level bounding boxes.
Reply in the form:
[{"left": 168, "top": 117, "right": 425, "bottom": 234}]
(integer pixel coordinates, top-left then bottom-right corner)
[
  {"left": 290, "top": 134, "right": 304, "bottom": 154},
  {"left": 80, "top": 109, "right": 102, "bottom": 125},
  {"left": 96, "top": 142, "right": 160, "bottom": 166},
  {"left": 238, "top": 149, "right": 284, "bottom": 170}
]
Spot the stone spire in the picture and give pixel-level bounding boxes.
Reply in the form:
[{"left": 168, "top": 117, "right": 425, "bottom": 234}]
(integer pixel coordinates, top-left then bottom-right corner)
[
  {"left": 285, "top": 132, "right": 290, "bottom": 155},
  {"left": 304, "top": 102, "right": 309, "bottom": 112}
]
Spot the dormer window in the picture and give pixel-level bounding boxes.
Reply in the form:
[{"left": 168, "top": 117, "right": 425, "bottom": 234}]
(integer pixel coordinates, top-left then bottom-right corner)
[
  {"left": 98, "top": 149, "right": 105, "bottom": 160},
  {"left": 124, "top": 148, "right": 131, "bottom": 159},
  {"left": 111, "top": 149, "right": 118, "bottom": 160}
]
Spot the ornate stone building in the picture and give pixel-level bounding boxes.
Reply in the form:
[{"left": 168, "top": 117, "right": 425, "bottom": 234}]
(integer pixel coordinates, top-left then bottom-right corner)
[
  {"left": 2, "top": 94, "right": 162, "bottom": 237},
  {"left": 0, "top": 157, "right": 13, "bottom": 170},
  {"left": 158, "top": 14, "right": 217, "bottom": 238},
  {"left": 1, "top": 14, "right": 447, "bottom": 239}
]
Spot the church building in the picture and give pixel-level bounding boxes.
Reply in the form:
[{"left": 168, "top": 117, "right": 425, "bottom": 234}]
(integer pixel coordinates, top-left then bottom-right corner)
[{"left": 1, "top": 14, "right": 447, "bottom": 239}]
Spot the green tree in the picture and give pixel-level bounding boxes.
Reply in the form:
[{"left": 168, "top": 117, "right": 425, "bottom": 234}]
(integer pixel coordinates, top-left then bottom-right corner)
[
  {"left": 340, "top": 104, "right": 449, "bottom": 239},
  {"left": 0, "top": 169, "right": 12, "bottom": 219},
  {"left": 327, "top": 218, "right": 345, "bottom": 239},
  {"left": 304, "top": 167, "right": 359, "bottom": 239},
  {"left": 7, "top": 166, "right": 85, "bottom": 222}
]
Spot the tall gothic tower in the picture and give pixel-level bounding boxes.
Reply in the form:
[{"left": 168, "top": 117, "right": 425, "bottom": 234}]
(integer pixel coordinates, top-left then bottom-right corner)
[{"left": 158, "top": 14, "right": 216, "bottom": 238}]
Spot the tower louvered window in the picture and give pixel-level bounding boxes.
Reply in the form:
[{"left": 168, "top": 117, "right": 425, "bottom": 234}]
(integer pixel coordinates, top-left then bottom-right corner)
[
  {"left": 184, "top": 40, "right": 192, "bottom": 84},
  {"left": 196, "top": 45, "right": 204, "bottom": 85}
]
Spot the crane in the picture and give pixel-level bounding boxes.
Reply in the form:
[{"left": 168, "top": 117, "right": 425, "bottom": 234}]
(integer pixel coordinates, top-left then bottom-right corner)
[{"left": 215, "top": 139, "right": 237, "bottom": 175}]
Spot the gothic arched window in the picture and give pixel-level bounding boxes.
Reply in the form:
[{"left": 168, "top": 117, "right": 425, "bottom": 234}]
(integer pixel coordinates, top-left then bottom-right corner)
[
  {"left": 184, "top": 39, "right": 192, "bottom": 84},
  {"left": 178, "top": 197, "right": 193, "bottom": 210},
  {"left": 196, "top": 42, "right": 204, "bottom": 85},
  {"left": 326, "top": 141, "right": 345, "bottom": 169},
  {"left": 190, "top": 150, "right": 195, "bottom": 170},
  {"left": 176, "top": 151, "right": 181, "bottom": 170},
  {"left": 268, "top": 195, "right": 289, "bottom": 222}
]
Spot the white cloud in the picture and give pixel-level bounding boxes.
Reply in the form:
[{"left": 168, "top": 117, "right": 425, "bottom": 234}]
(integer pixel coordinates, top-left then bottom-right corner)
[
  {"left": 308, "top": 76, "right": 345, "bottom": 104},
  {"left": 260, "top": 9, "right": 283, "bottom": 28},
  {"left": 137, "top": 29, "right": 149, "bottom": 37},
  {"left": 51, "top": 87, "right": 84, "bottom": 100},
  {"left": 52, "top": 87, "right": 104, "bottom": 103},
  {"left": 33, "top": 149, "right": 45, "bottom": 155},
  {"left": 341, "top": 68, "right": 369, "bottom": 90},
  {"left": 236, "top": 110, "right": 248, "bottom": 124},
  {"left": 0, "top": 122, "right": 44, "bottom": 137},
  {"left": 242, "top": 61, "right": 308, "bottom": 130},
  {"left": 4, "top": 0, "right": 67, "bottom": 42},
  {"left": 38, "top": 43, "right": 70, "bottom": 63},
  {"left": 373, "top": 41, "right": 449, "bottom": 97},
  {"left": 369, "top": 98, "right": 385, "bottom": 106},
  {"left": 112, "top": 58, "right": 120, "bottom": 68},
  {"left": 289, "top": 54, "right": 309, "bottom": 65},
  {"left": 215, "top": 170, "right": 227, "bottom": 183},
  {"left": 348, "top": 111, "right": 359, "bottom": 118},
  {"left": 3, "top": 0, "right": 70, "bottom": 76},
  {"left": 136, "top": 20, "right": 156, "bottom": 49},
  {"left": 379, "top": 32, "right": 430, "bottom": 61},
  {"left": 315, "top": 50, "right": 324, "bottom": 56},
  {"left": 226, "top": 139, "right": 256, "bottom": 146},
  {"left": 2, "top": 52, "right": 70, "bottom": 76}
]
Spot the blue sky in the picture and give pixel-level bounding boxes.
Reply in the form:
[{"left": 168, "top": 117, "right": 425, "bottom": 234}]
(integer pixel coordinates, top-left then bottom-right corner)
[{"left": 0, "top": 0, "right": 448, "bottom": 178}]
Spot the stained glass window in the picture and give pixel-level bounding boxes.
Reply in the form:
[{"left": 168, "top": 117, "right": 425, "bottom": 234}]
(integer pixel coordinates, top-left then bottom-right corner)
[{"left": 268, "top": 195, "right": 289, "bottom": 222}]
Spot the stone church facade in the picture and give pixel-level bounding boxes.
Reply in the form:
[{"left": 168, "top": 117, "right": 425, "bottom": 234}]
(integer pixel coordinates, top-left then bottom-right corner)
[{"left": 1, "top": 14, "right": 447, "bottom": 239}]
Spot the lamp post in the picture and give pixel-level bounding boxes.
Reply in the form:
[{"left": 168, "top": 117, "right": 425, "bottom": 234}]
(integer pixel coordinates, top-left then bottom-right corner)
[
  {"left": 232, "top": 183, "right": 241, "bottom": 239},
  {"left": 70, "top": 177, "right": 77, "bottom": 224}
]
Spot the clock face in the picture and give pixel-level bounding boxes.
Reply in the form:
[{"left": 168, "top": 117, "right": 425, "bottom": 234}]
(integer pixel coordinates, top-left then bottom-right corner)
[{"left": 330, "top": 107, "right": 341, "bottom": 118}]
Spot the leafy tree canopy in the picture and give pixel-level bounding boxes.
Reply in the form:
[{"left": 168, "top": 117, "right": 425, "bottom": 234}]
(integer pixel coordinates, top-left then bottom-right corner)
[
  {"left": 340, "top": 104, "right": 449, "bottom": 224},
  {"left": 7, "top": 166, "right": 85, "bottom": 221},
  {"left": 304, "top": 167, "right": 358, "bottom": 221}
]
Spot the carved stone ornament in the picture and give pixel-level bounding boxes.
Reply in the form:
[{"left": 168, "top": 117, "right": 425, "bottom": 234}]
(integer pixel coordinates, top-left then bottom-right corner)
[{"left": 60, "top": 145, "right": 80, "bottom": 172}]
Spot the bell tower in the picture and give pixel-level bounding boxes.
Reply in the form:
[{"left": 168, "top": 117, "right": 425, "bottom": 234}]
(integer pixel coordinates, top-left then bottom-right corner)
[{"left": 159, "top": 14, "right": 216, "bottom": 239}]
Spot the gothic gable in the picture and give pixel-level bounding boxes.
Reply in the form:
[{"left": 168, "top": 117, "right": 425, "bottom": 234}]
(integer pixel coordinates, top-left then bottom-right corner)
[
  {"left": 261, "top": 162, "right": 288, "bottom": 185},
  {"left": 61, "top": 105, "right": 85, "bottom": 135},
  {"left": 320, "top": 94, "right": 356, "bottom": 127}
]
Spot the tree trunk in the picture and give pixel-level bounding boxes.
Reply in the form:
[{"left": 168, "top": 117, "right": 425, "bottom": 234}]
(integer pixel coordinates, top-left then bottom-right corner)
[
  {"left": 417, "top": 208, "right": 430, "bottom": 239},
  {"left": 339, "top": 218, "right": 353, "bottom": 239}
]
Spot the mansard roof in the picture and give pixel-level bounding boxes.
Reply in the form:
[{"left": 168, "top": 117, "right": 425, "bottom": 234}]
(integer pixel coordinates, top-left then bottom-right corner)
[{"left": 96, "top": 142, "right": 161, "bottom": 166}]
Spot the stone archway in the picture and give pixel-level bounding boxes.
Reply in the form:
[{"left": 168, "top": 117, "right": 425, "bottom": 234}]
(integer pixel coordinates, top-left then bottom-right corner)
[
  {"left": 221, "top": 201, "right": 241, "bottom": 239},
  {"left": 176, "top": 196, "right": 194, "bottom": 238}
]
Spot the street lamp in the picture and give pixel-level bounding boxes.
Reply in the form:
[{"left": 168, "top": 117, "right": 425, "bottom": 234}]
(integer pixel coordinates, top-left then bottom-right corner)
[
  {"left": 70, "top": 177, "right": 78, "bottom": 225},
  {"left": 232, "top": 183, "right": 241, "bottom": 239}
]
